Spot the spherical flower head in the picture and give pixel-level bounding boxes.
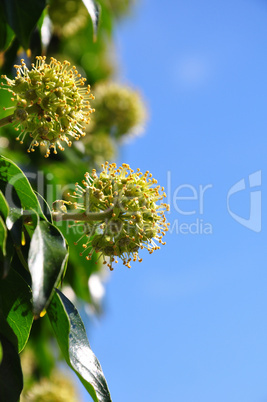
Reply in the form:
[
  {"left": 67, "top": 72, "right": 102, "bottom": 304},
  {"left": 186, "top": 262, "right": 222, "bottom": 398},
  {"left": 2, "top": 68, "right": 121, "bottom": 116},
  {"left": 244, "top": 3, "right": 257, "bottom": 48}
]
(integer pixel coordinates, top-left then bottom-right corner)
[
  {"left": 1, "top": 56, "right": 94, "bottom": 157},
  {"left": 90, "top": 82, "right": 147, "bottom": 139},
  {"left": 49, "top": 0, "right": 88, "bottom": 38},
  {"left": 67, "top": 162, "right": 170, "bottom": 270},
  {"left": 21, "top": 369, "right": 79, "bottom": 401}
]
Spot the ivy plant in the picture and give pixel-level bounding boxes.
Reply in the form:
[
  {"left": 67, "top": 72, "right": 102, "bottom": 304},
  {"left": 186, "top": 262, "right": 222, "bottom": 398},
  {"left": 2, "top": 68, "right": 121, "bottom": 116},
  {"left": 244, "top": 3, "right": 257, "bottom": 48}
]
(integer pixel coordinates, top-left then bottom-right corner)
[{"left": 0, "top": 0, "right": 169, "bottom": 400}]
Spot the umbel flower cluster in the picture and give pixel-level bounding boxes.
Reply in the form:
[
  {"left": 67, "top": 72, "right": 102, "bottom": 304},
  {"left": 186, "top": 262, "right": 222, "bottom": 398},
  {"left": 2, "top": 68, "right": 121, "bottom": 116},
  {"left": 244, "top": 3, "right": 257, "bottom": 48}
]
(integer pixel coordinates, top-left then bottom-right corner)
[
  {"left": 90, "top": 82, "right": 146, "bottom": 138},
  {"left": 63, "top": 162, "right": 170, "bottom": 270},
  {"left": 49, "top": 0, "right": 89, "bottom": 38},
  {"left": 1, "top": 56, "right": 94, "bottom": 157}
]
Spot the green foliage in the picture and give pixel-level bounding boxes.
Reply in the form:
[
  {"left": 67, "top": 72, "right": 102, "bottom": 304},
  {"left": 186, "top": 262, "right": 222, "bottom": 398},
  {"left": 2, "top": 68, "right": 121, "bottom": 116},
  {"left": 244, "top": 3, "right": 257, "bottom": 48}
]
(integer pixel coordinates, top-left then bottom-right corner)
[
  {"left": 81, "top": 0, "right": 101, "bottom": 41},
  {"left": 0, "top": 268, "right": 33, "bottom": 352},
  {"left": 0, "top": 334, "right": 23, "bottom": 402},
  {"left": 1, "top": 0, "right": 46, "bottom": 50},
  {"left": 48, "top": 289, "right": 111, "bottom": 402},
  {"left": 28, "top": 220, "right": 68, "bottom": 316},
  {"left": 0, "top": 0, "right": 145, "bottom": 400},
  {"left": 0, "top": 155, "right": 45, "bottom": 219}
]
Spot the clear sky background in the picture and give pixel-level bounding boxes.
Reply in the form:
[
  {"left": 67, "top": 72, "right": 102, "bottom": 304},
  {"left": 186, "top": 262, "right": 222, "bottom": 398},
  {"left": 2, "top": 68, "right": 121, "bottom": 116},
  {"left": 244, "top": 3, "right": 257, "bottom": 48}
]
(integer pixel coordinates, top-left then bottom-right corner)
[{"left": 85, "top": 1, "right": 267, "bottom": 401}]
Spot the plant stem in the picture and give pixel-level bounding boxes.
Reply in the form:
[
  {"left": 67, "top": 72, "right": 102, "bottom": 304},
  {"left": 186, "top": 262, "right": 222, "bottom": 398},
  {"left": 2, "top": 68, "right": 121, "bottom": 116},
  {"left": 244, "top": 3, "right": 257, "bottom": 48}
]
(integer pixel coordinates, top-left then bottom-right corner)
[
  {"left": 52, "top": 208, "right": 113, "bottom": 222},
  {"left": 0, "top": 114, "right": 14, "bottom": 127}
]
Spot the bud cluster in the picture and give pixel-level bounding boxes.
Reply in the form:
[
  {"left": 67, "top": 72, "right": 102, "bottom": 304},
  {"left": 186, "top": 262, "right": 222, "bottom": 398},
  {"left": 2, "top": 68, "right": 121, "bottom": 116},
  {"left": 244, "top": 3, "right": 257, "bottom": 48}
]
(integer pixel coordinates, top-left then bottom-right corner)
[
  {"left": 1, "top": 56, "right": 94, "bottom": 157},
  {"left": 68, "top": 162, "right": 169, "bottom": 270}
]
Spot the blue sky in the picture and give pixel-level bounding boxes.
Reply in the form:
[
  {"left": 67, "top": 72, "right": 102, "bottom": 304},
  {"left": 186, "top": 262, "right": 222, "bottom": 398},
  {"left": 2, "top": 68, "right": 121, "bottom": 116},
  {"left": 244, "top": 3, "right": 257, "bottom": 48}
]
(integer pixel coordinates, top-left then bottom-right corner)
[{"left": 84, "top": 1, "right": 267, "bottom": 401}]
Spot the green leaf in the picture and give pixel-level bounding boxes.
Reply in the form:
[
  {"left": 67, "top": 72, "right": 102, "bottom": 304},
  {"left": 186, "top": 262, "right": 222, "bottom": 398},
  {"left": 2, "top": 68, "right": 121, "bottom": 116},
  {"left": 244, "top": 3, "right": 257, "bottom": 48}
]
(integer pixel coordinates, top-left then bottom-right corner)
[
  {"left": 82, "top": 0, "right": 101, "bottom": 41},
  {"left": 6, "top": 207, "right": 23, "bottom": 246},
  {"left": 0, "top": 341, "right": 2, "bottom": 364},
  {"left": 0, "top": 20, "right": 15, "bottom": 52},
  {"left": 0, "top": 197, "right": 14, "bottom": 276},
  {"left": 3, "top": 207, "right": 24, "bottom": 278},
  {"left": 28, "top": 220, "right": 68, "bottom": 317},
  {"left": 37, "top": 4, "right": 48, "bottom": 31},
  {"left": 0, "top": 334, "right": 23, "bottom": 402},
  {"left": 0, "top": 216, "right": 7, "bottom": 258},
  {"left": 0, "top": 155, "right": 46, "bottom": 221},
  {"left": 0, "top": 190, "right": 9, "bottom": 220},
  {"left": 0, "top": 2, "right": 15, "bottom": 51},
  {"left": 47, "top": 289, "right": 111, "bottom": 402},
  {"left": 2, "top": 0, "right": 46, "bottom": 49},
  {"left": 0, "top": 268, "right": 33, "bottom": 352}
]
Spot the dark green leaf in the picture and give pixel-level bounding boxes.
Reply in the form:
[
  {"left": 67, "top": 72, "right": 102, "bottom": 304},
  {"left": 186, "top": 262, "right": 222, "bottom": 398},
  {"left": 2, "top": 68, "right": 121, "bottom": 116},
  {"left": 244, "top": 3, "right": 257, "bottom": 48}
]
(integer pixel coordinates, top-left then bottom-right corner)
[
  {"left": 3, "top": 207, "right": 24, "bottom": 278},
  {"left": 28, "top": 220, "right": 68, "bottom": 317},
  {"left": 0, "top": 6, "right": 7, "bottom": 51},
  {"left": 0, "top": 340, "right": 2, "bottom": 364},
  {"left": 0, "top": 2, "right": 15, "bottom": 51},
  {"left": 6, "top": 207, "right": 23, "bottom": 246},
  {"left": 2, "top": 0, "right": 46, "bottom": 49},
  {"left": 0, "top": 334, "right": 23, "bottom": 402},
  {"left": 0, "top": 231, "right": 14, "bottom": 279},
  {"left": 0, "top": 268, "right": 33, "bottom": 352},
  {"left": 0, "top": 216, "right": 7, "bottom": 258},
  {"left": 82, "top": 0, "right": 101, "bottom": 41},
  {"left": 0, "top": 23, "right": 14, "bottom": 52},
  {"left": 47, "top": 289, "right": 111, "bottom": 402},
  {"left": 0, "top": 190, "right": 9, "bottom": 220},
  {"left": 0, "top": 155, "right": 46, "bottom": 221}
]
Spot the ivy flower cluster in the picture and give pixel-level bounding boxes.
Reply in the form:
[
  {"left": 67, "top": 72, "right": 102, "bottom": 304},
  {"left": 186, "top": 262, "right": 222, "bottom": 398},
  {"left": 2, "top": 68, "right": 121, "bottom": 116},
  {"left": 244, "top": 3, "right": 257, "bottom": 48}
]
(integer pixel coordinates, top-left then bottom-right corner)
[
  {"left": 64, "top": 162, "right": 170, "bottom": 270},
  {"left": 49, "top": 0, "right": 89, "bottom": 38},
  {"left": 90, "top": 82, "right": 146, "bottom": 139},
  {"left": 1, "top": 56, "right": 94, "bottom": 157}
]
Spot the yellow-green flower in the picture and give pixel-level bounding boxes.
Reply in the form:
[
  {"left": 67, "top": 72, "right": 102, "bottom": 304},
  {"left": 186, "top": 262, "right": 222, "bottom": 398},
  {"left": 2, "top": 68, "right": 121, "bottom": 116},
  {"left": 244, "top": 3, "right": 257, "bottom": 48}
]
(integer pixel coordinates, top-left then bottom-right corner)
[
  {"left": 48, "top": 0, "right": 89, "bottom": 38},
  {"left": 21, "top": 370, "right": 79, "bottom": 402},
  {"left": 1, "top": 56, "right": 94, "bottom": 157},
  {"left": 90, "top": 82, "right": 146, "bottom": 139},
  {"left": 67, "top": 162, "right": 169, "bottom": 270}
]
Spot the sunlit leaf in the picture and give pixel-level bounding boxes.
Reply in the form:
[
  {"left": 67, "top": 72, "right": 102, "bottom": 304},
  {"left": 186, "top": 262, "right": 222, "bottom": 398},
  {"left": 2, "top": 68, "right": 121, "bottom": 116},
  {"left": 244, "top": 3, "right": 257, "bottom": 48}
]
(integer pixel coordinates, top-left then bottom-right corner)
[
  {"left": 28, "top": 220, "right": 68, "bottom": 317},
  {"left": 6, "top": 207, "right": 23, "bottom": 246},
  {"left": 47, "top": 289, "right": 111, "bottom": 402},
  {"left": 0, "top": 190, "right": 9, "bottom": 220},
  {"left": 0, "top": 191, "right": 13, "bottom": 278},
  {"left": 0, "top": 334, "right": 23, "bottom": 401},
  {"left": 0, "top": 155, "right": 46, "bottom": 221},
  {"left": 82, "top": 0, "right": 101, "bottom": 41},
  {"left": 0, "top": 216, "right": 7, "bottom": 258},
  {"left": 0, "top": 268, "right": 33, "bottom": 352}
]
